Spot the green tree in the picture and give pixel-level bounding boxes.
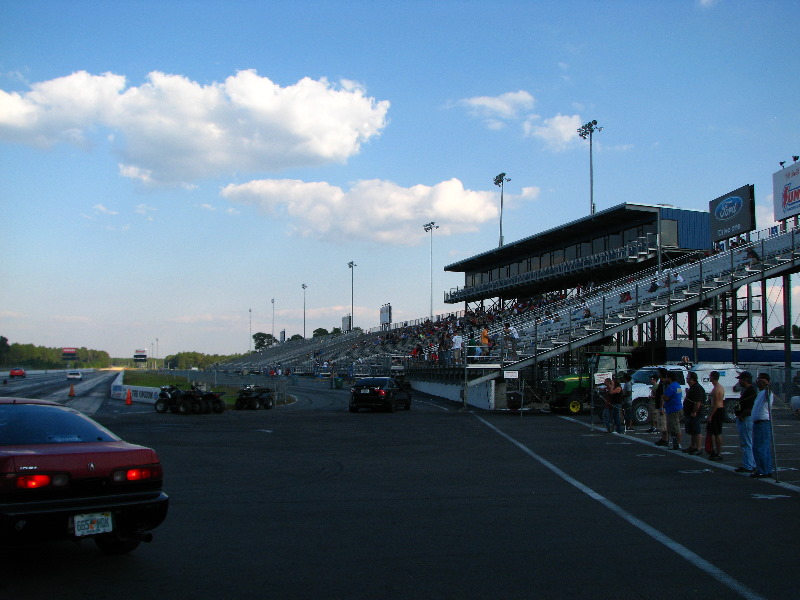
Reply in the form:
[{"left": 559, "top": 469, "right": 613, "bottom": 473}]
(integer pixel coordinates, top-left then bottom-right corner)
[
  {"left": 253, "top": 332, "right": 277, "bottom": 351},
  {"left": 312, "top": 328, "right": 329, "bottom": 338},
  {"left": 288, "top": 334, "right": 304, "bottom": 342}
]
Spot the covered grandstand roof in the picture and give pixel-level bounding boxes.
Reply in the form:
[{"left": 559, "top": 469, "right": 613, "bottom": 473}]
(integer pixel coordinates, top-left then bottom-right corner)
[{"left": 444, "top": 202, "right": 706, "bottom": 274}]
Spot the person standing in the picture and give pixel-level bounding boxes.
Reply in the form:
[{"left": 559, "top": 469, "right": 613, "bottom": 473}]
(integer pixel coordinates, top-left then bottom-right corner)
[
  {"left": 706, "top": 370, "right": 725, "bottom": 461},
  {"left": 646, "top": 373, "right": 661, "bottom": 434},
  {"left": 451, "top": 331, "right": 464, "bottom": 365},
  {"left": 602, "top": 376, "right": 624, "bottom": 434},
  {"left": 662, "top": 371, "right": 683, "bottom": 450},
  {"left": 733, "top": 371, "right": 757, "bottom": 473},
  {"left": 682, "top": 371, "right": 706, "bottom": 454},
  {"left": 654, "top": 368, "right": 669, "bottom": 444},
  {"left": 750, "top": 373, "right": 775, "bottom": 479},
  {"left": 503, "top": 323, "right": 519, "bottom": 358},
  {"left": 480, "top": 324, "right": 489, "bottom": 358},
  {"left": 620, "top": 372, "right": 633, "bottom": 431}
]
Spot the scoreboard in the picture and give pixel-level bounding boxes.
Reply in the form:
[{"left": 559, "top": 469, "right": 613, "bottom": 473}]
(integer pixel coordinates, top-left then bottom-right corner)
[
  {"left": 62, "top": 347, "right": 78, "bottom": 361},
  {"left": 133, "top": 349, "right": 148, "bottom": 363}
]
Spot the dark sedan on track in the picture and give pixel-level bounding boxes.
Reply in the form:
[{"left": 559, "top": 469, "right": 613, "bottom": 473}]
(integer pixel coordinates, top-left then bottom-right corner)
[
  {"left": 0, "top": 397, "right": 168, "bottom": 554},
  {"left": 349, "top": 377, "right": 412, "bottom": 412}
]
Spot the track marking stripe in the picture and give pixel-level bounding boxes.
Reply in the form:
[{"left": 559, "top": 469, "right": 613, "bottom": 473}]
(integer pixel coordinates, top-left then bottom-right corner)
[{"left": 472, "top": 413, "right": 766, "bottom": 600}]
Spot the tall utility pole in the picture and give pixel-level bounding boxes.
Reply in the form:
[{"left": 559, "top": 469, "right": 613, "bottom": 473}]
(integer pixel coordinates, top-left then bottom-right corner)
[
  {"left": 271, "top": 298, "right": 275, "bottom": 343},
  {"left": 577, "top": 120, "right": 602, "bottom": 215},
  {"left": 494, "top": 173, "right": 510, "bottom": 247},
  {"left": 348, "top": 261, "right": 356, "bottom": 331},
  {"left": 423, "top": 222, "right": 439, "bottom": 319},
  {"left": 302, "top": 284, "right": 307, "bottom": 339},
  {"left": 249, "top": 308, "right": 252, "bottom": 351}
]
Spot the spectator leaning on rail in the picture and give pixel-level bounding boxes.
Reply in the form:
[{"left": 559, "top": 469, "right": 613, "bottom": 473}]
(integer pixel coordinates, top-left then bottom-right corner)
[
  {"left": 750, "top": 373, "right": 775, "bottom": 479},
  {"left": 733, "top": 371, "right": 757, "bottom": 474},
  {"left": 503, "top": 322, "right": 519, "bottom": 358}
]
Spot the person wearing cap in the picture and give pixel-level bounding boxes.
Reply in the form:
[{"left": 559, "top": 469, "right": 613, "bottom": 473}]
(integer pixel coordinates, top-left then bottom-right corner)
[
  {"left": 706, "top": 371, "right": 725, "bottom": 461},
  {"left": 750, "top": 373, "right": 775, "bottom": 478},
  {"left": 734, "top": 371, "right": 757, "bottom": 473}
]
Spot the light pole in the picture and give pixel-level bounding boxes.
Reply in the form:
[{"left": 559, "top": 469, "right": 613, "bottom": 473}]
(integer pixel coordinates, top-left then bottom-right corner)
[
  {"left": 348, "top": 261, "right": 356, "bottom": 331},
  {"left": 423, "top": 221, "right": 439, "bottom": 319},
  {"left": 577, "top": 119, "right": 602, "bottom": 215},
  {"left": 302, "top": 284, "right": 307, "bottom": 339},
  {"left": 249, "top": 308, "right": 252, "bottom": 351},
  {"left": 271, "top": 298, "right": 275, "bottom": 344},
  {"left": 493, "top": 173, "right": 510, "bottom": 247}
]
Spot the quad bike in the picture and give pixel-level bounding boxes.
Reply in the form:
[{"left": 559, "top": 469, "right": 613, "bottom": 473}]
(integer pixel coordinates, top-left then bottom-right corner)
[
  {"left": 234, "top": 384, "right": 275, "bottom": 410},
  {"left": 155, "top": 384, "right": 226, "bottom": 415}
]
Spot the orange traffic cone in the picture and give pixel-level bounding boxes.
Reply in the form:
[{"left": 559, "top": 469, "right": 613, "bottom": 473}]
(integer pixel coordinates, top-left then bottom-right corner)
[
  {"left": 68, "top": 384, "right": 75, "bottom": 397},
  {"left": 125, "top": 389, "right": 132, "bottom": 406}
]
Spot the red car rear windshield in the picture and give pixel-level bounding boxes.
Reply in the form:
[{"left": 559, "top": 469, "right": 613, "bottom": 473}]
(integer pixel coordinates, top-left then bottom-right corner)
[{"left": 0, "top": 404, "right": 120, "bottom": 446}]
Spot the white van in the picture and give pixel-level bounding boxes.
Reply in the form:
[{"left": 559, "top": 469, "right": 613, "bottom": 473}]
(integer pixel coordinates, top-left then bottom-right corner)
[{"left": 628, "top": 363, "right": 743, "bottom": 426}]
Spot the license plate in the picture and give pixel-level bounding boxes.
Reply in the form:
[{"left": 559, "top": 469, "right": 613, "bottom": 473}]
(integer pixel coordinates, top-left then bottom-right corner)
[
  {"left": 73, "top": 512, "right": 113, "bottom": 536},
  {"left": 360, "top": 389, "right": 370, "bottom": 394}
]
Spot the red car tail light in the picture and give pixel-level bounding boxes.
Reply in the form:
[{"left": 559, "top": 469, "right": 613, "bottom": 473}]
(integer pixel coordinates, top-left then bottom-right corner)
[
  {"left": 112, "top": 464, "right": 163, "bottom": 483},
  {"left": 13, "top": 473, "right": 69, "bottom": 489},
  {"left": 16, "top": 474, "right": 52, "bottom": 489},
  {"left": 376, "top": 388, "right": 386, "bottom": 396}
]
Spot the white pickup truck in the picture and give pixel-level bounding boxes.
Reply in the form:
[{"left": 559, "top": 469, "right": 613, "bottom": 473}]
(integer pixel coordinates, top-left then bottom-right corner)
[{"left": 628, "top": 363, "right": 743, "bottom": 426}]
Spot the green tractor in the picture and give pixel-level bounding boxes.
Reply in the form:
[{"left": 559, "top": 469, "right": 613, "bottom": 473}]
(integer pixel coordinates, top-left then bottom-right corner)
[{"left": 548, "top": 351, "right": 630, "bottom": 415}]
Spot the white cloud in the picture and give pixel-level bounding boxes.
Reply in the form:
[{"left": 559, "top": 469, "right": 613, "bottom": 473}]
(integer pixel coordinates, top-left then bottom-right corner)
[
  {"left": 93, "top": 204, "right": 118, "bottom": 215},
  {"left": 524, "top": 113, "right": 583, "bottom": 151},
  {"left": 0, "top": 69, "right": 390, "bottom": 185},
  {"left": 456, "top": 91, "right": 535, "bottom": 127},
  {"left": 221, "top": 177, "right": 498, "bottom": 245}
]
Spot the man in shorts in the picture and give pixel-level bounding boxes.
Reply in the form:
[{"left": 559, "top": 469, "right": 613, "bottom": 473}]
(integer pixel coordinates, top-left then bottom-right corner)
[
  {"left": 682, "top": 371, "right": 706, "bottom": 454},
  {"left": 706, "top": 370, "right": 726, "bottom": 461}
]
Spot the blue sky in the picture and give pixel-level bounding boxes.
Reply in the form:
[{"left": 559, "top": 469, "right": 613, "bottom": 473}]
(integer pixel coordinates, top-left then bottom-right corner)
[{"left": 1, "top": 0, "right": 798, "bottom": 359}]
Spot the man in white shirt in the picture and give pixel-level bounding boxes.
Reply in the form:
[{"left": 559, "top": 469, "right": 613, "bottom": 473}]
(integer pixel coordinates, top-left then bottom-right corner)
[
  {"left": 451, "top": 332, "right": 464, "bottom": 365},
  {"left": 750, "top": 372, "right": 775, "bottom": 479},
  {"left": 503, "top": 323, "right": 519, "bottom": 358}
]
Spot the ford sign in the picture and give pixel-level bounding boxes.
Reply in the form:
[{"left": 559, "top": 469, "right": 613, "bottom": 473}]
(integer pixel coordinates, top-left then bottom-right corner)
[{"left": 714, "top": 196, "right": 743, "bottom": 221}]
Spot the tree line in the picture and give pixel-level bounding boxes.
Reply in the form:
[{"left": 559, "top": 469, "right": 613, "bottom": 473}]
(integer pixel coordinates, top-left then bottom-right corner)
[{"left": 0, "top": 336, "right": 111, "bottom": 369}]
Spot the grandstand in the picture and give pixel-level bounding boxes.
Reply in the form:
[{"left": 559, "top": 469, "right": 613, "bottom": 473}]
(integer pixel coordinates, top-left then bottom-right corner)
[{"left": 220, "top": 202, "right": 799, "bottom": 408}]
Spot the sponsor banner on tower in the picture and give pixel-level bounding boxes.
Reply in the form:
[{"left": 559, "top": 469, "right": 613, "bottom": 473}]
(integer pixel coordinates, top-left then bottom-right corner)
[
  {"left": 773, "top": 163, "right": 800, "bottom": 221},
  {"left": 708, "top": 184, "right": 755, "bottom": 243}
]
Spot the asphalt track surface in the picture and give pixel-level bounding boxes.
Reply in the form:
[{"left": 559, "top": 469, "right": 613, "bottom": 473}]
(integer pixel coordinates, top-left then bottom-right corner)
[{"left": 2, "top": 377, "right": 798, "bottom": 600}]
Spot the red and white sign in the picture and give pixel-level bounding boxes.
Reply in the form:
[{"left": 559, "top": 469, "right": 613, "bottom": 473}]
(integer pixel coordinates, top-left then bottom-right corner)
[{"left": 774, "top": 163, "right": 800, "bottom": 220}]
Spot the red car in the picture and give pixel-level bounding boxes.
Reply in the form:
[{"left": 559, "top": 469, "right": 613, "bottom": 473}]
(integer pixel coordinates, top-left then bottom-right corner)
[
  {"left": 0, "top": 397, "right": 168, "bottom": 554},
  {"left": 9, "top": 367, "right": 25, "bottom": 378}
]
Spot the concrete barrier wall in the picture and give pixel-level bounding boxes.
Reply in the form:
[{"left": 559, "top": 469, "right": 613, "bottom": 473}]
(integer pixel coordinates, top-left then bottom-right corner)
[
  {"left": 409, "top": 379, "right": 496, "bottom": 410},
  {"left": 110, "top": 371, "right": 160, "bottom": 405}
]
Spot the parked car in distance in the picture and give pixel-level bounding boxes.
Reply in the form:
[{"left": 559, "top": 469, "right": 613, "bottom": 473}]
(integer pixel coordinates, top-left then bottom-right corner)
[
  {"left": 0, "top": 397, "right": 169, "bottom": 554},
  {"left": 66, "top": 371, "right": 83, "bottom": 380},
  {"left": 349, "top": 377, "right": 412, "bottom": 412},
  {"left": 9, "top": 367, "right": 25, "bottom": 378}
]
